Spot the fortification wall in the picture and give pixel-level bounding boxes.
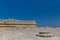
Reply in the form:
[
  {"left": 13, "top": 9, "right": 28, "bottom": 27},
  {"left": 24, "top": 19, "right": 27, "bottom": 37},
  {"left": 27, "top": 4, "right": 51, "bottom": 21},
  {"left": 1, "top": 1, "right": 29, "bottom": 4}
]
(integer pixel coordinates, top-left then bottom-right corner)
[
  {"left": 0, "top": 19, "right": 36, "bottom": 29},
  {"left": 0, "top": 20, "right": 36, "bottom": 24},
  {"left": 16, "top": 25, "right": 36, "bottom": 29}
]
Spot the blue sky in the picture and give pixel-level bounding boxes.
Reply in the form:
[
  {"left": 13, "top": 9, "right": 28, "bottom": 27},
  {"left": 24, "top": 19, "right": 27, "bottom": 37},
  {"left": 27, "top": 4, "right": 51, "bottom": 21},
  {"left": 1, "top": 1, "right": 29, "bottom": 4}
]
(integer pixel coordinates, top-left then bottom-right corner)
[{"left": 0, "top": 0, "right": 60, "bottom": 26}]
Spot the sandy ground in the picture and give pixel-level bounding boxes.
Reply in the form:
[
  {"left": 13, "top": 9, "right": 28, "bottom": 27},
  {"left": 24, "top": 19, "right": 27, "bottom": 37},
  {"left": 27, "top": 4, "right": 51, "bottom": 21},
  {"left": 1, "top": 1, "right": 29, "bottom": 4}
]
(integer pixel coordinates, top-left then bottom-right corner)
[{"left": 0, "top": 27, "right": 60, "bottom": 40}]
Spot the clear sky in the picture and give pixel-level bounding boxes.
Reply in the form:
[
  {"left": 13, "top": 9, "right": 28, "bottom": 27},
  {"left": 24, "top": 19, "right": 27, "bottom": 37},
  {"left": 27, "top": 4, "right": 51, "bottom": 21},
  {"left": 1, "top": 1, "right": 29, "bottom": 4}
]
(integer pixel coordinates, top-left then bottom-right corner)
[{"left": 0, "top": 0, "right": 60, "bottom": 26}]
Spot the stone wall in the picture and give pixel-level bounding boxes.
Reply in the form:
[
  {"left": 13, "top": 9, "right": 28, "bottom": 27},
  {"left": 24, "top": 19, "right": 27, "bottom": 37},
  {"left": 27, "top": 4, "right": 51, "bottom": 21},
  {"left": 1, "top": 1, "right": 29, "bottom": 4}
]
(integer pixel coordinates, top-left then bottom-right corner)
[
  {"left": 0, "top": 19, "right": 36, "bottom": 29},
  {"left": 0, "top": 20, "right": 36, "bottom": 24}
]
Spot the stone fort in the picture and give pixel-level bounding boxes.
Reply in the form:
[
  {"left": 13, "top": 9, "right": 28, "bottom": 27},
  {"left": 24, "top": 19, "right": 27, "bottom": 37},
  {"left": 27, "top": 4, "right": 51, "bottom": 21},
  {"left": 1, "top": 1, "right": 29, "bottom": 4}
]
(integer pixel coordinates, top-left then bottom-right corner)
[{"left": 0, "top": 19, "right": 36, "bottom": 29}]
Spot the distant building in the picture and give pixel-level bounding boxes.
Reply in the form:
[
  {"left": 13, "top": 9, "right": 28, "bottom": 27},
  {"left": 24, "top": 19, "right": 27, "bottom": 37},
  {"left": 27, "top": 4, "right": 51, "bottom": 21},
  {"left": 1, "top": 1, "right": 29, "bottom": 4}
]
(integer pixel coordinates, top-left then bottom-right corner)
[{"left": 0, "top": 19, "right": 36, "bottom": 29}]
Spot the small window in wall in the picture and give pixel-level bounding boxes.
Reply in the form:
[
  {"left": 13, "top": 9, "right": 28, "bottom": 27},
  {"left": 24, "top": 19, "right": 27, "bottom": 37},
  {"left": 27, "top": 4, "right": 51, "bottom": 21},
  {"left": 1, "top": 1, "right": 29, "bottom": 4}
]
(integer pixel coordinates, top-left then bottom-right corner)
[{"left": 4, "top": 21, "right": 6, "bottom": 24}]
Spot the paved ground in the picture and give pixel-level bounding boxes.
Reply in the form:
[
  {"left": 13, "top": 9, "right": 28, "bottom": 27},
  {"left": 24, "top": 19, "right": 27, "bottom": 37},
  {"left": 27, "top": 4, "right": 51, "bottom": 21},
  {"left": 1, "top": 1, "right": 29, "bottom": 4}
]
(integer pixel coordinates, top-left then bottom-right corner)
[{"left": 0, "top": 27, "right": 59, "bottom": 40}]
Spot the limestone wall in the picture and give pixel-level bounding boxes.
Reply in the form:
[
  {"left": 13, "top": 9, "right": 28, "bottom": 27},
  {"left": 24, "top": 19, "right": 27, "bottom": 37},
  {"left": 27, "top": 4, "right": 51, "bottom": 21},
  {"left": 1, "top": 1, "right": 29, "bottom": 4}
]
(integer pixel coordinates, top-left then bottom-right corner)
[
  {"left": 16, "top": 25, "right": 36, "bottom": 29},
  {"left": 0, "top": 19, "right": 36, "bottom": 29},
  {"left": 0, "top": 26, "right": 16, "bottom": 30},
  {"left": 0, "top": 20, "right": 36, "bottom": 24}
]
